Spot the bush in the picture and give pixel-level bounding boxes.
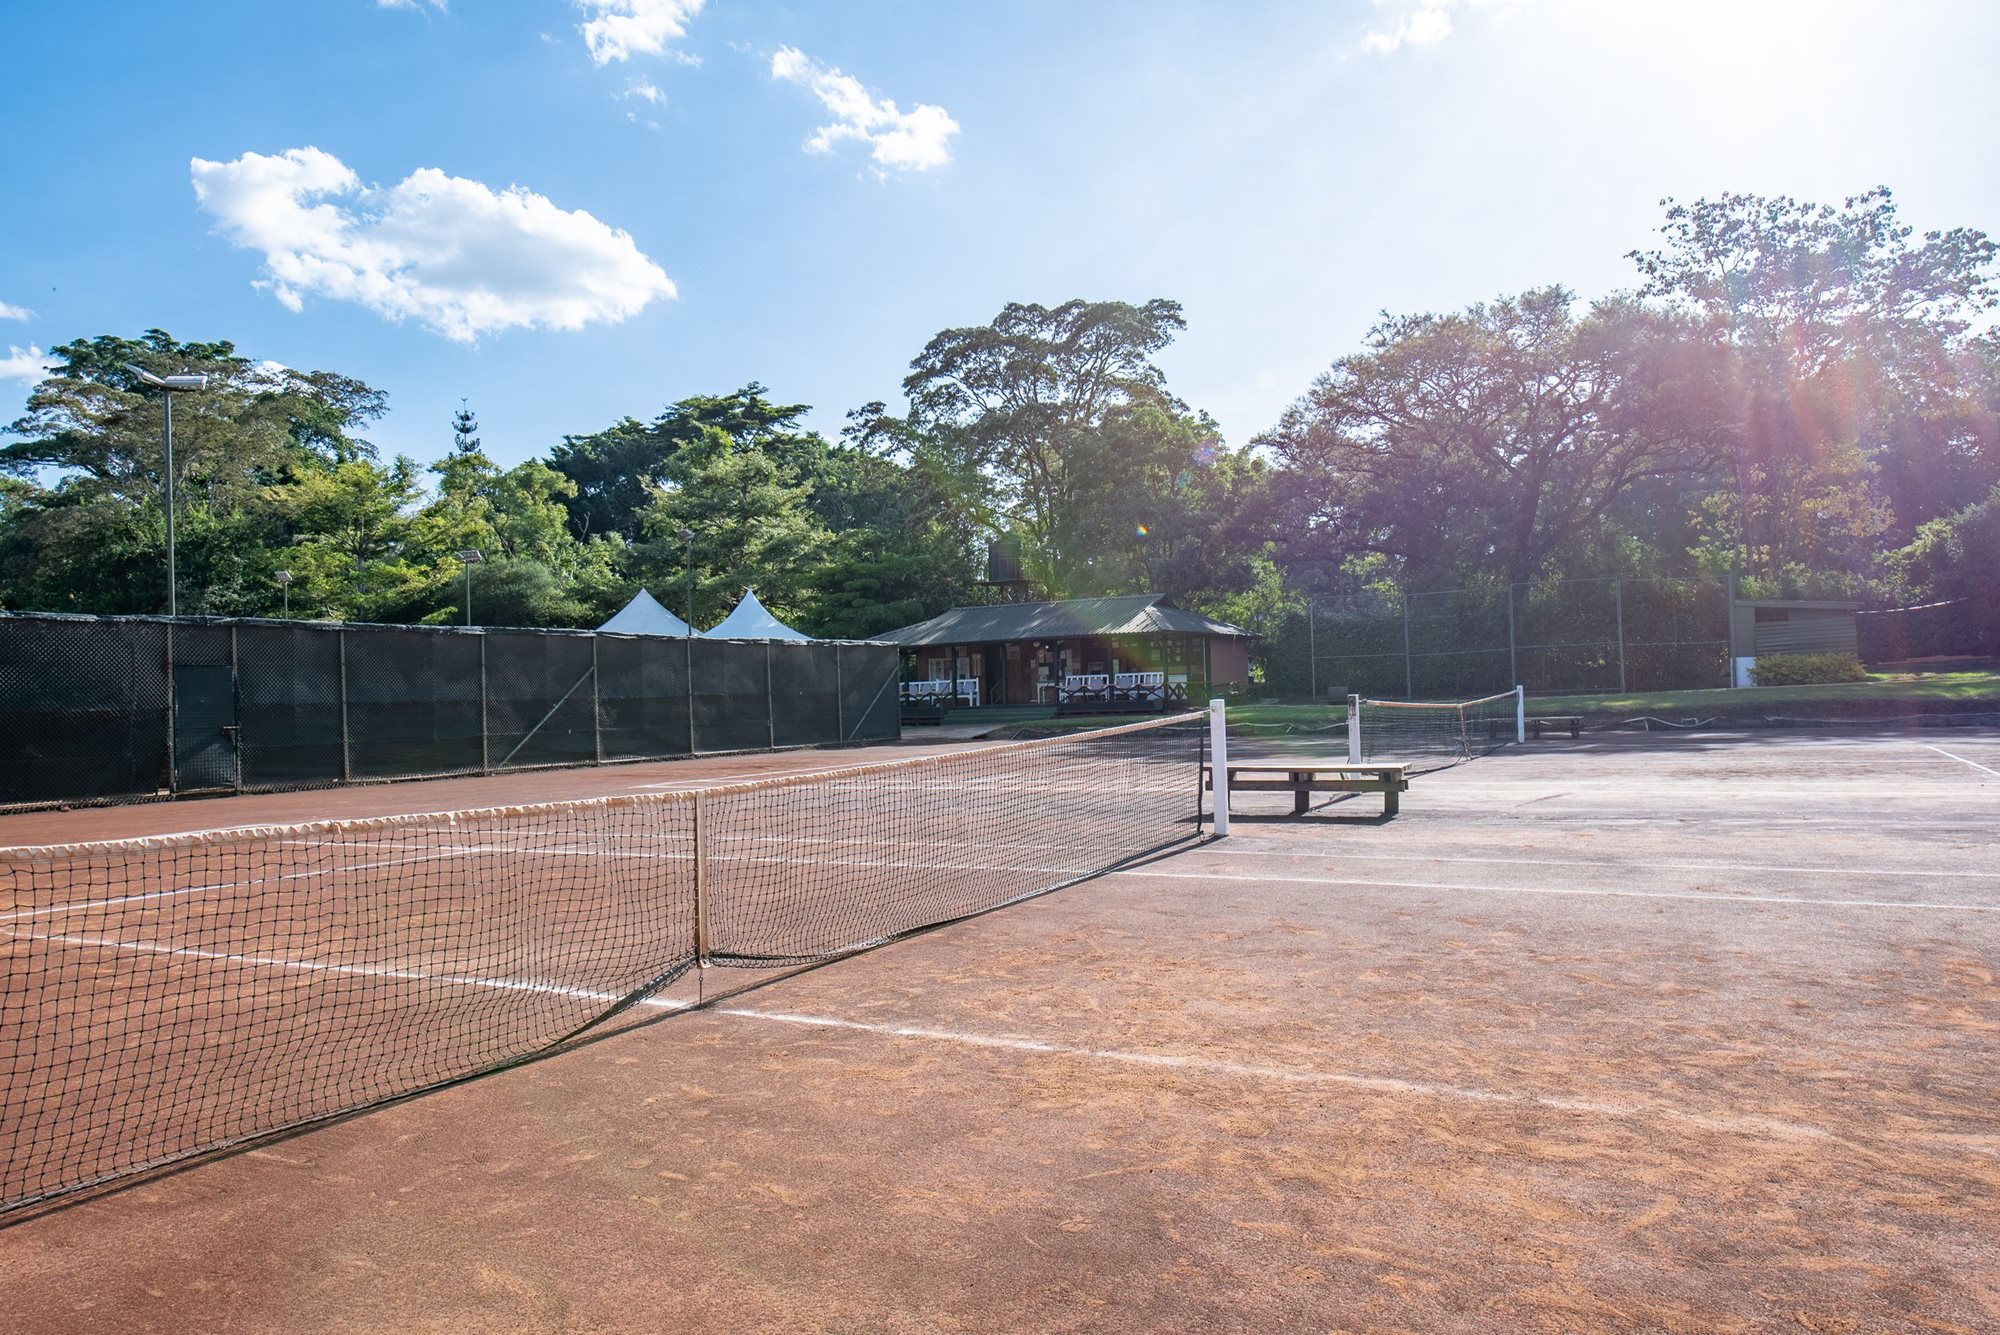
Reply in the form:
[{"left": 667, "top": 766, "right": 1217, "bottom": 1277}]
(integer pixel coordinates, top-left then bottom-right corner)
[{"left": 1750, "top": 653, "right": 1869, "bottom": 686}]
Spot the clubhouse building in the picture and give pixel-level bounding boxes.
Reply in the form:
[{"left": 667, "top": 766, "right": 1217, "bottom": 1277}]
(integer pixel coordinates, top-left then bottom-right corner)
[{"left": 881, "top": 594, "right": 1252, "bottom": 711}]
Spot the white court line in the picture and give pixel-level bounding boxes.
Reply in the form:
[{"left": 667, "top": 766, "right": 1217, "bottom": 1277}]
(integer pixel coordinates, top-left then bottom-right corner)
[
  {"left": 1204, "top": 847, "right": 2000, "bottom": 882},
  {"left": 712, "top": 1008, "right": 1853, "bottom": 1145},
  {"left": 0, "top": 850, "right": 484, "bottom": 923},
  {"left": 0, "top": 923, "right": 690, "bottom": 1011},
  {"left": 1116, "top": 868, "right": 2000, "bottom": 914},
  {"left": 1924, "top": 744, "right": 2000, "bottom": 779}
]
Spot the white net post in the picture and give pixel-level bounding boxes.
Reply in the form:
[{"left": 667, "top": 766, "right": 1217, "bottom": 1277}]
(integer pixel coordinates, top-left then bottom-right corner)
[
  {"left": 1514, "top": 684, "right": 1526, "bottom": 743},
  {"left": 1209, "top": 698, "right": 1230, "bottom": 837},
  {"left": 1347, "top": 694, "right": 1362, "bottom": 763}
]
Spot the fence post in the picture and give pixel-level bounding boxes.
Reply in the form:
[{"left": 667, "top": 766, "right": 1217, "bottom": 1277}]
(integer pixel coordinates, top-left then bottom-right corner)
[
  {"left": 1402, "top": 593, "right": 1414, "bottom": 700},
  {"left": 1506, "top": 582, "right": 1518, "bottom": 689},
  {"left": 1306, "top": 598, "right": 1316, "bottom": 704},
  {"left": 164, "top": 620, "right": 177, "bottom": 796},
  {"left": 591, "top": 634, "right": 603, "bottom": 765},
  {"left": 337, "top": 627, "right": 351, "bottom": 783},
  {"left": 1614, "top": 579, "right": 1627, "bottom": 693},
  {"left": 1208, "top": 698, "right": 1229, "bottom": 837},
  {"left": 766, "top": 640, "right": 776, "bottom": 750},
  {"left": 834, "top": 643, "right": 845, "bottom": 741},
  {"left": 1347, "top": 694, "right": 1362, "bottom": 763},
  {"left": 229, "top": 622, "right": 241, "bottom": 793},
  {"left": 478, "top": 632, "right": 490, "bottom": 774},
  {"left": 686, "top": 634, "right": 697, "bottom": 753}
]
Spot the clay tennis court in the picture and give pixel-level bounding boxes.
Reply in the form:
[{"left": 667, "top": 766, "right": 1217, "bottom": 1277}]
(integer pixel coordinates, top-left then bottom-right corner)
[{"left": 3, "top": 726, "right": 1997, "bottom": 1332}]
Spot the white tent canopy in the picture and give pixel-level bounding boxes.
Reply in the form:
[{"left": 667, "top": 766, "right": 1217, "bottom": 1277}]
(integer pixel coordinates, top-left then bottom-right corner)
[
  {"left": 598, "top": 588, "right": 694, "bottom": 637},
  {"left": 704, "top": 587, "right": 810, "bottom": 641}
]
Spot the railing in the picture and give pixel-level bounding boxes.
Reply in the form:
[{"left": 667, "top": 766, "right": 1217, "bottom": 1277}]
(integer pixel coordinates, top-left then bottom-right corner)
[{"left": 900, "top": 678, "right": 980, "bottom": 708}]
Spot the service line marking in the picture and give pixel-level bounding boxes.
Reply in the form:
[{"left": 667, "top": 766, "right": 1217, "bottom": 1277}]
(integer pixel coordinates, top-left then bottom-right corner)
[
  {"left": 1115, "top": 868, "right": 2000, "bottom": 914},
  {"left": 1201, "top": 847, "right": 2000, "bottom": 882},
  {"left": 713, "top": 1007, "right": 1908, "bottom": 1149},
  {"left": 1924, "top": 744, "right": 2000, "bottom": 779}
]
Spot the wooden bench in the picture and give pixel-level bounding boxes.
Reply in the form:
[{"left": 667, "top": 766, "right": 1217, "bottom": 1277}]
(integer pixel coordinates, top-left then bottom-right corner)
[
  {"left": 1206, "top": 760, "right": 1411, "bottom": 817},
  {"left": 1528, "top": 715, "right": 1582, "bottom": 739}
]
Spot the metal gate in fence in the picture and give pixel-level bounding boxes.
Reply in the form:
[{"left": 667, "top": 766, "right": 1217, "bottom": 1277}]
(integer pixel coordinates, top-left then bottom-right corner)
[{"left": 0, "top": 612, "right": 901, "bottom": 810}]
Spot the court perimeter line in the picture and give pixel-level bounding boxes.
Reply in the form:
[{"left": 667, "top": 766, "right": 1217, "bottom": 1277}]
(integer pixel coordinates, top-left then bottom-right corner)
[
  {"left": 714, "top": 1007, "right": 1856, "bottom": 1146},
  {"left": 1116, "top": 869, "right": 2000, "bottom": 913},
  {"left": 1202, "top": 847, "right": 2000, "bottom": 881},
  {"left": 1924, "top": 744, "right": 2000, "bottom": 779}
]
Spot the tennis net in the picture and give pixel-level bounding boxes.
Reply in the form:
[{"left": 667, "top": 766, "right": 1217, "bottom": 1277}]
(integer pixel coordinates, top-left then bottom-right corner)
[
  {"left": 1349, "top": 688, "right": 1522, "bottom": 771},
  {"left": 0, "top": 711, "right": 1206, "bottom": 1217}
]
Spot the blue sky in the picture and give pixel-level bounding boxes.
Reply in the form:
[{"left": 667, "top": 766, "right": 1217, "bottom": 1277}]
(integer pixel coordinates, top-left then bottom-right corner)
[{"left": 4, "top": 0, "right": 1997, "bottom": 469}]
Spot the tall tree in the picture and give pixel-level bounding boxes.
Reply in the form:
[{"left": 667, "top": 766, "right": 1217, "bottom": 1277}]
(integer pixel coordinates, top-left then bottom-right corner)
[
  {"left": 898, "top": 298, "right": 1233, "bottom": 594},
  {"left": 1262, "top": 289, "right": 1717, "bottom": 586},
  {"left": 1630, "top": 187, "right": 2000, "bottom": 567},
  {"left": 451, "top": 400, "right": 481, "bottom": 456}
]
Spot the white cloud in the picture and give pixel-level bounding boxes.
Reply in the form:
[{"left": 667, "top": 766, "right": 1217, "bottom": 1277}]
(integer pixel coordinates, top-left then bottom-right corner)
[
  {"left": 1, "top": 345, "right": 53, "bottom": 385},
  {"left": 577, "top": 0, "right": 703, "bottom": 66},
  {"left": 0, "top": 300, "right": 32, "bottom": 321},
  {"left": 377, "top": 0, "right": 446, "bottom": 10},
  {"left": 1362, "top": 0, "right": 1512, "bottom": 54},
  {"left": 190, "top": 147, "right": 676, "bottom": 342},
  {"left": 770, "top": 47, "right": 959, "bottom": 175},
  {"left": 625, "top": 79, "right": 665, "bottom": 104}
]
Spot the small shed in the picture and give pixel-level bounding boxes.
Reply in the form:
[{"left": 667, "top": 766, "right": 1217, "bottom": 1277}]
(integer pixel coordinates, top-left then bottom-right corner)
[{"left": 1730, "top": 598, "right": 1860, "bottom": 684}]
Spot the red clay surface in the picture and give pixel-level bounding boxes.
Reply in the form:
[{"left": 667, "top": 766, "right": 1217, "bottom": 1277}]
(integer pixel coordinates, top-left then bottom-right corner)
[{"left": 4, "top": 728, "right": 1999, "bottom": 1332}]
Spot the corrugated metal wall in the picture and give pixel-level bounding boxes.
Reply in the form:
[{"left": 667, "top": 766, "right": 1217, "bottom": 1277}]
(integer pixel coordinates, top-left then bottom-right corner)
[{"left": 1751, "top": 609, "right": 1859, "bottom": 657}]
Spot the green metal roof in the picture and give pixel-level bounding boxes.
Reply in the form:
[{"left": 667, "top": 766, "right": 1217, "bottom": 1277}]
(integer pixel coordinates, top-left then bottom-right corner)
[{"left": 879, "top": 594, "right": 1252, "bottom": 647}]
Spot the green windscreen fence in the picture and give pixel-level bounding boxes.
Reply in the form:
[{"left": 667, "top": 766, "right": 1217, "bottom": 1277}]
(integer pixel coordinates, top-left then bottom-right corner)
[{"left": 0, "top": 612, "right": 899, "bottom": 810}]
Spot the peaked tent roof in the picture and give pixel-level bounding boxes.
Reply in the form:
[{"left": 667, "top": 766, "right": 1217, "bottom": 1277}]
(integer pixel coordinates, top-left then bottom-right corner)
[
  {"left": 598, "top": 588, "right": 694, "bottom": 637},
  {"left": 879, "top": 594, "right": 1252, "bottom": 647},
  {"left": 703, "top": 587, "right": 811, "bottom": 641}
]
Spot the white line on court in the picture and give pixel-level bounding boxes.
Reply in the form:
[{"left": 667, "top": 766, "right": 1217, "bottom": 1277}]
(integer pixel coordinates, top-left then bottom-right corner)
[
  {"left": 711, "top": 1008, "right": 1870, "bottom": 1146},
  {"left": 1202, "top": 847, "right": 2000, "bottom": 881},
  {"left": 1115, "top": 868, "right": 2000, "bottom": 913},
  {"left": 1924, "top": 744, "right": 2000, "bottom": 779}
]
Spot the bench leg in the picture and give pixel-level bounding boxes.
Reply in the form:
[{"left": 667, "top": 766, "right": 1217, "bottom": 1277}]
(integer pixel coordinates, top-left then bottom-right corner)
[
  {"left": 1569, "top": 719, "right": 1580, "bottom": 738},
  {"left": 1292, "top": 775, "right": 1309, "bottom": 816},
  {"left": 1384, "top": 789, "right": 1400, "bottom": 817}
]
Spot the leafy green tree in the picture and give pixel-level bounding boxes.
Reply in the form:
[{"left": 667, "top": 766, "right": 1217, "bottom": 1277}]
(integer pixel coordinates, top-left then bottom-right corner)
[
  {"left": 1262, "top": 289, "right": 1716, "bottom": 586},
  {"left": 0, "top": 330, "right": 389, "bottom": 615},
  {"left": 900, "top": 299, "right": 1189, "bottom": 586},
  {"left": 1631, "top": 187, "right": 2000, "bottom": 561}
]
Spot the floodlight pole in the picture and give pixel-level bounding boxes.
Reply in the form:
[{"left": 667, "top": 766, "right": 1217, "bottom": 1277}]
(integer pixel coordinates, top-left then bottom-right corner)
[
  {"left": 124, "top": 365, "right": 209, "bottom": 617},
  {"left": 163, "top": 394, "right": 177, "bottom": 616},
  {"left": 456, "top": 549, "right": 484, "bottom": 626},
  {"left": 679, "top": 527, "right": 695, "bottom": 631}
]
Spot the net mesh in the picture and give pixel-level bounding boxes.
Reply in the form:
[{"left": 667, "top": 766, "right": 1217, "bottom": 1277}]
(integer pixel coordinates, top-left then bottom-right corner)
[
  {"left": 0, "top": 712, "right": 1206, "bottom": 1216},
  {"left": 1352, "top": 690, "right": 1519, "bottom": 771}
]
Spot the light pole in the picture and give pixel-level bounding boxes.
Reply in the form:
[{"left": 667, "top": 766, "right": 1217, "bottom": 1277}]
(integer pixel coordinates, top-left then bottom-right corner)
[
  {"left": 274, "top": 570, "right": 293, "bottom": 616},
  {"left": 124, "top": 364, "right": 209, "bottom": 616},
  {"left": 678, "top": 527, "right": 694, "bottom": 631},
  {"left": 457, "top": 549, "right": 484, "bottom": 626}
]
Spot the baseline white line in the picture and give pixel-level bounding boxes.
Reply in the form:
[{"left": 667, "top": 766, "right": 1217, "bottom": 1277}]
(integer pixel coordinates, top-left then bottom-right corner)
[
  {"left": 714, "top": 1008, "right": 1849, "bottom": 1145},
  {"left": 1201, "top": 848, "right": 2000, "bottom": 882},
  {"left": 1115, "top": 869, "right": 2000, "bottom": 913},
  {"left": 1924, "top": 744, "right": 2000, "bottom": 779}
]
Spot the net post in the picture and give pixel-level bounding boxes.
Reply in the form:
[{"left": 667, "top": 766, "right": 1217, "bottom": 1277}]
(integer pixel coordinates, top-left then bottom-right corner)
[
  {"left": 1515, "top": 685, "right": 1526, "bottom": 744},
  {"left": 1347, "top": 694, "right": 1362, "bottom": 763},
  {"left": 1208, "top": 698, "right": 1229, "bottom": 837}
]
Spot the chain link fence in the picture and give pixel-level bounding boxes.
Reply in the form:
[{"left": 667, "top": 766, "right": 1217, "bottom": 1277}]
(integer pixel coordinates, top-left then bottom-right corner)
[
  {"left": 0, "top": 612, "right": 900, "bottom": 810},
  {"left": 1266, "top": 577, "right": 1732, "bottom": 700}
]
